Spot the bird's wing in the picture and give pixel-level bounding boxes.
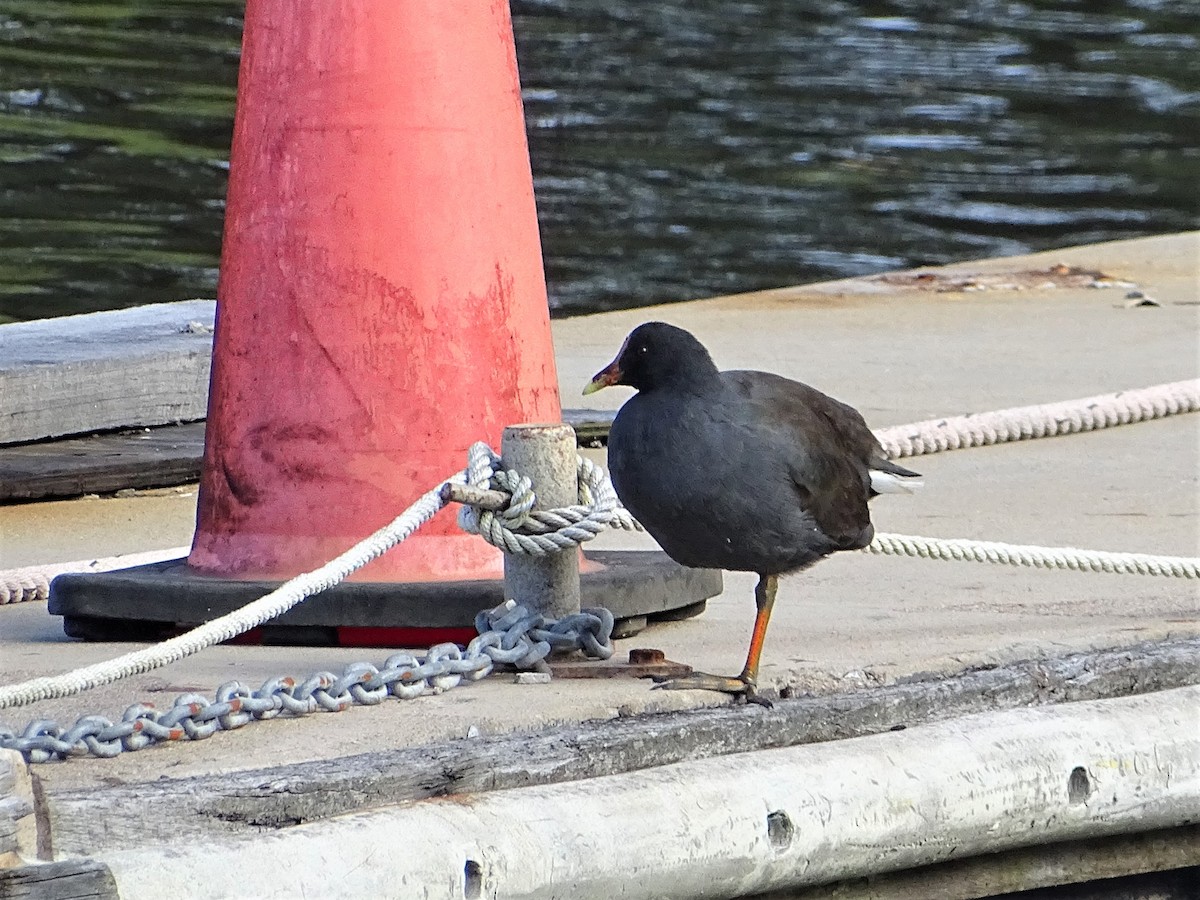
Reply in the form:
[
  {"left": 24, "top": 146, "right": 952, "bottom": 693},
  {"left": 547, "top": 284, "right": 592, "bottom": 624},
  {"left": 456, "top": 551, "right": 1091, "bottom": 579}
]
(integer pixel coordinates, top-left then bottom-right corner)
[{"left": 724, "top": 370, "right": 876, "bottom": 549}]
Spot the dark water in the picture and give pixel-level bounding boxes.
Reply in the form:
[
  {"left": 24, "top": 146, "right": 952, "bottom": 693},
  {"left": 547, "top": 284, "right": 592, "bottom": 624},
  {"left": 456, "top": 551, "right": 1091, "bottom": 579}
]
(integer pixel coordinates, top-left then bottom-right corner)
[{"left": 0, "top": 0, "right": 1196, "bottom": 323}]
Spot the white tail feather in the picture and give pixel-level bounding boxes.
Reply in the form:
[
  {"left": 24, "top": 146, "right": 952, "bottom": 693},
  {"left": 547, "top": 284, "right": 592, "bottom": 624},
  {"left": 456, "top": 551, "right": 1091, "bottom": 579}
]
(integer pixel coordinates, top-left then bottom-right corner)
[{"left": 871, "top": 469, "right": 924, "bottom": 495}]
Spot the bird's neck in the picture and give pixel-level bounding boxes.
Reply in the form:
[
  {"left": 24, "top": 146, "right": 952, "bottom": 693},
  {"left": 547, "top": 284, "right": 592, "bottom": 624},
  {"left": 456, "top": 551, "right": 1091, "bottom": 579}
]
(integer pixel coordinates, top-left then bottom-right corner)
[{"left": 646, "top": 364, "right": 721, "bottom": 396}]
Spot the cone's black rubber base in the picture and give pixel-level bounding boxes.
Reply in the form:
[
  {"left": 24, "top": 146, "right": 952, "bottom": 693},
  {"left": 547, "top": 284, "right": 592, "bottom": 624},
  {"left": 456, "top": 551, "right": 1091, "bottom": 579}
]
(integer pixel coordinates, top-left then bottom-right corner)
[{"left": 47, "top": 551, "right": 721, "bottom": 646}]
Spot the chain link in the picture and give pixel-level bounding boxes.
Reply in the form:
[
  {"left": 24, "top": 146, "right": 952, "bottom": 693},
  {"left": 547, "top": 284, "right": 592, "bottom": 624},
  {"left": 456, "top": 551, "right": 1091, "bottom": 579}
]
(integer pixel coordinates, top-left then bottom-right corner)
[
  {"left": 0, "top": 442, "right": 626, "bottom": 763},
  {"left": 0, "top": 600, "right": 614, "bottom": 763}
]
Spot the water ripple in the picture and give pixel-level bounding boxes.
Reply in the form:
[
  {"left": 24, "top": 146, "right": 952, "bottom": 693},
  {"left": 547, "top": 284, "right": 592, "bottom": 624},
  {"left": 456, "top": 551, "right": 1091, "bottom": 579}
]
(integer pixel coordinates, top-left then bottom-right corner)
[{"left": 0, "top": 0, "right": 1196, "bottom": 321}]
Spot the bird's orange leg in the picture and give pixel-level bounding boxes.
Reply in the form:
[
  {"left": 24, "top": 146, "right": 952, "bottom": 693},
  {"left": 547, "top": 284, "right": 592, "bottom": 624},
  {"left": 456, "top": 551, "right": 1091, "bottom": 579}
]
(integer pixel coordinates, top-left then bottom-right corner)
[
  {"left": 652, "top": 574, "right": 777, "bottom": 707},
  {"left": 738, "top": 573, "right": 778, "bottom": 688}
]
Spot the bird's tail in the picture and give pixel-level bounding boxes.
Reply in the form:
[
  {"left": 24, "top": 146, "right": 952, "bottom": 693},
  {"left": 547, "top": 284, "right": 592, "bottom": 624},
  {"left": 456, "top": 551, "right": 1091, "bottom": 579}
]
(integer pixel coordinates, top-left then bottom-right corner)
[{"left": 869, "top": 458, "right": 923, "bottom": 495}]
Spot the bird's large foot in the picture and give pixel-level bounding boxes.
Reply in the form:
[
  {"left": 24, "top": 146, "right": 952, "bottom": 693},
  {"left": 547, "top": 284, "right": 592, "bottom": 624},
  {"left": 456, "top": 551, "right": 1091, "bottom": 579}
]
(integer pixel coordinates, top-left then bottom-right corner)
[{"left": 650, "top": 672, "right": 773, "bottom": 708}]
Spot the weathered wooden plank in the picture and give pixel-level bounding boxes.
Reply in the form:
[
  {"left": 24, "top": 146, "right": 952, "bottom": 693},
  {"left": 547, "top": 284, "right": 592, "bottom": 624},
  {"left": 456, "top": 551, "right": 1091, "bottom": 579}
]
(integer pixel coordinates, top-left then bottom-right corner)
[
  {"left": 0, "top": 752, "right": 35, "bottom": 869},
  {"left": 70, "top": 688, "right": 1200, "bottom": 899},
  {"left": 562, "top": 407, "right": 615, "bottom": 445},
  {"left": 5, "top": 830, "right": 1192, "bottom": 900},
  {"left": 0, "top": 424, "right": 206, "bottom": 502},
  {"left": 43, "top": 636, "right": 1200, "bottom": 858},
  {"left": 0, "top": 412, "right": 614, "bottom": 502},
  {"left": 0, "top": 294, "right": 611, "bottom": 450},
  {"left": 0, "top": 860, "right": 117, "bottom": 900},
  {"left": 0, "top": 301, "right": 215, "bottom": 445},
  {"left": 732, "top": 827, "right": 1200, "bottom": 900},
  {"left": 0, "top": 799, "right": 31, "bottom": 854}
]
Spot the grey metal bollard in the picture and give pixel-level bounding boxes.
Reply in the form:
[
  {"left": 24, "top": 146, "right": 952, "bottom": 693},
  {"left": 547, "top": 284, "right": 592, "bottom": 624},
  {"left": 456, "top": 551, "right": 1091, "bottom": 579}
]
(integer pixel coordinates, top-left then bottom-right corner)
[{"left": 501, "top": 423, "right": 581, "bottom": 619}]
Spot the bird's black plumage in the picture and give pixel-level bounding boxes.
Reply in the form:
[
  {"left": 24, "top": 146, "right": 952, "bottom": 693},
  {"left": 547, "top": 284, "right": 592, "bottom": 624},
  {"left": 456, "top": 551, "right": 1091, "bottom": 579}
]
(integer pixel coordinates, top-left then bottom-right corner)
[
  {"left": 586, "top": 321, "right": 920, "bottom": 701},
  {"left": 596, "top": 322, "right": 918, "bottom": 578}
]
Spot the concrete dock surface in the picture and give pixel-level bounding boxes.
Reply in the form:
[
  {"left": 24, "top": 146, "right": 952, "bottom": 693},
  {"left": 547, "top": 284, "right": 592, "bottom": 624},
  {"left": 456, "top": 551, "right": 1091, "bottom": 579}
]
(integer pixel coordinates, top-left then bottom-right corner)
[{"left": 1, "top": 231, "right": 1197, "bottom": 796}]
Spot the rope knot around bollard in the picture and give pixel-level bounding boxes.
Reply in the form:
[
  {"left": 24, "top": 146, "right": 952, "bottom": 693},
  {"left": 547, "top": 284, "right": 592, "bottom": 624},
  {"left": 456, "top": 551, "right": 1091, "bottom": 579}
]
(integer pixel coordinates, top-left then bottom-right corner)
[
  {"left": 4, "top": 391, "right": 1198, "bottom": 763},
  {"left": 453, "top": 442, "right": 642, "bottom": 557}
]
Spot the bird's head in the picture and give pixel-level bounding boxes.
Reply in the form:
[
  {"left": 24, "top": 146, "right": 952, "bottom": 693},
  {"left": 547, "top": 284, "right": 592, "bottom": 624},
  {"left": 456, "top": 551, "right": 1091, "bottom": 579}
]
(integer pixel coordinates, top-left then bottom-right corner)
[{"left": 584, "top": 322, "right": 719, "bottom": 395}]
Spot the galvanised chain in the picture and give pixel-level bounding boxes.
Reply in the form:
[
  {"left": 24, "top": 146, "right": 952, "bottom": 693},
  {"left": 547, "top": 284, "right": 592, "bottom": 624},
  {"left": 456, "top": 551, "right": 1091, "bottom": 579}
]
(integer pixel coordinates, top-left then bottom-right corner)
[{"left": 0, "top": 601, "right": 614, "bottom": 763}]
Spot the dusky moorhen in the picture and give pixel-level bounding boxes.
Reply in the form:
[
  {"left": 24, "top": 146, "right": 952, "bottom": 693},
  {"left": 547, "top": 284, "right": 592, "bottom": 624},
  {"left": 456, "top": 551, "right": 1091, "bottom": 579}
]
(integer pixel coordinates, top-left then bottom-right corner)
[{"left": 584, "top": 322, "right": 921, "bottom": 704}]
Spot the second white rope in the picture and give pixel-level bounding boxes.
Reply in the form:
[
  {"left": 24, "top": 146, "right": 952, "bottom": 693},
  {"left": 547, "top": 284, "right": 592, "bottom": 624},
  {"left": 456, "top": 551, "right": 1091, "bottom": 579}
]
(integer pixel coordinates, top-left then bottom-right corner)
[
  {"left": 867, "top": 533, "right": 1198, "bottom": 578},
  {"left": 4, "top": 379, "right": 1195, "bottom": 605},
  {"left": 873, "top": 379, "right": 1199, "bottom": 459}
]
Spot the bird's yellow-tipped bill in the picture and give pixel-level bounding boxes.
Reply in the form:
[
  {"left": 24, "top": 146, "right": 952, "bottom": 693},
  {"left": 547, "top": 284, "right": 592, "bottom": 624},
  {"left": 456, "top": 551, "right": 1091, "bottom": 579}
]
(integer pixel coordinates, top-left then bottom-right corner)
[{"left": 583, "top": 361, "right": 621, "bottom": 395}]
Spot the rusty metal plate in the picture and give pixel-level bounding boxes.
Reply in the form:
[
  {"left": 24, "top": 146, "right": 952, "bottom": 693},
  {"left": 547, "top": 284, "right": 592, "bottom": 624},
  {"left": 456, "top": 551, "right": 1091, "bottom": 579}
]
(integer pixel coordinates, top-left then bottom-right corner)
[{"left": 548, "top": 648, "right": 693, "bottom": 680}]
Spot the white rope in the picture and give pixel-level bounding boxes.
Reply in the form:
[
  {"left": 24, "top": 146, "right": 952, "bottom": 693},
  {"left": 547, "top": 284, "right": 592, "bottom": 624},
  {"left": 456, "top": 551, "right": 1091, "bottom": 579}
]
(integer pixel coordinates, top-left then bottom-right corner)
[
  {"left": 5, "top": 380, "right": 1194, "bottom": 605},
  {"left": 867, "top": 533, "right": 1198, "bottom": 578},
  {"left": 1, "top": 547, "right": 190, "bottom": 605},
  {"left": 873, "top": 379, "right": 1199, "bottom": 459},
  {"left": 0, "top": 447, "right": 635, "bottom": 711},
  {"left": 0, "top": 477, "right": 457, "bottom": 711},
  {"left": 457, "top": 443, "right": 641, "bottom": 555},
  {"left": 1, "top": 388, "right": 1197, "bottom": 712}
]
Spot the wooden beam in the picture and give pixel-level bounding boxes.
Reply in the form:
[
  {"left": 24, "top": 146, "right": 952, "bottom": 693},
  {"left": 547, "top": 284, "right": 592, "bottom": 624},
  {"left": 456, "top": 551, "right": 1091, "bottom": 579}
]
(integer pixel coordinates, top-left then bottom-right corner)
[
  {"left": 0, "top": 752, "right": 35, "bottom": 870},
  {"left": 2, "top": 827, "right": 1193, "bottom": 900},
  {"left": 0, "top": 860, "right": 117, "bottom": 900},
  {"left": 0, "top": 302, "right": 215, "bottom": 445},
  {"left": 0, "top": 296, "right": 615, "bottom": 450},
  {"left": 784, "top": 827, "right": 1200, "bottom": 900},
  {"left": 42, "top": 636, "right": 1200, "bottom": 859},
  {"left": 0, "top": 413, "right": 615, "bottom": 502},
  {"left": 562, "top": 408, "right": 615, "bottom": 445},
  {"left": 0, "top": 424, "right": 205, "bottom": 502},
  {"left": 48, "top": 688, "right": 1200, "bottom": 899}
]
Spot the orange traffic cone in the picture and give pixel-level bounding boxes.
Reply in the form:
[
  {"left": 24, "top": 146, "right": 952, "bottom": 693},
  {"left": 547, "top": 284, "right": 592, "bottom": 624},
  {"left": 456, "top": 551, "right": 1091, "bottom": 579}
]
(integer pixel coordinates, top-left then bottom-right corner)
[
  {"left": 50, "top": 1, "right": 720, "bottom": 646},
  {"left": 188, "top": 0, "right": 559, "bottom": 583}
]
